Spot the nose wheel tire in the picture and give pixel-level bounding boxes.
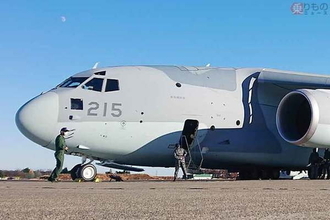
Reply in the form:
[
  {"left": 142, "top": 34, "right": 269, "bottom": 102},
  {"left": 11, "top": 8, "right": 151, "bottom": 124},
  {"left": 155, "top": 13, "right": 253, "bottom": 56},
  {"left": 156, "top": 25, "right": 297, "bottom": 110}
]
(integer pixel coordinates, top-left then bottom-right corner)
[{"left": 80, "top": 164, "right": 97, "bottom": 181}]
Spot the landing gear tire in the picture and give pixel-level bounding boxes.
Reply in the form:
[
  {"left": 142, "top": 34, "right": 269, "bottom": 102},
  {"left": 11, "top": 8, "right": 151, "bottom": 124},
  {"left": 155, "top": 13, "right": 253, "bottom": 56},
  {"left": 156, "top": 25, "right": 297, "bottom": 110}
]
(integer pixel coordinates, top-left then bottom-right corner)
[
  {"left": 239, "top": 170, "right": 248, "bottom": 180},
  {"left": 80, "top": 164, "right": 97, "bottom": 181},
  {"left": 308, "top": 166, "right": 318, "bottom": 179},
  {"left": 71, "top": 164, "right": 82, "bottom": 180},
  {"left": 239, "top": 170, "right": 257, "bottom": 180},
  {"left": 270, "top": 170, "right": 280, "bottom": 180},
  {"left": 260, "top": 170, "right": 270, "bottom": 180},
  {"left": 239, "top": 168, "right": 280, "bottom": 180},
  {"left": 252, "top": 169, "right": 260, "bottom": 180}
]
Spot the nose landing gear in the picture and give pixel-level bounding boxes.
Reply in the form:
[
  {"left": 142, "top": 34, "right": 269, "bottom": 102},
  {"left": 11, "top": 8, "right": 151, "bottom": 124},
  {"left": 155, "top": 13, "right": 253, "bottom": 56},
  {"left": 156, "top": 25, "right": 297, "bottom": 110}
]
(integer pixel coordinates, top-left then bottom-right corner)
[
  {"left": 80, "top": 164, "right": 97, "bottom": 181},
  {"left": 70, "top": 158, "right": 97, "bottom": 181}
]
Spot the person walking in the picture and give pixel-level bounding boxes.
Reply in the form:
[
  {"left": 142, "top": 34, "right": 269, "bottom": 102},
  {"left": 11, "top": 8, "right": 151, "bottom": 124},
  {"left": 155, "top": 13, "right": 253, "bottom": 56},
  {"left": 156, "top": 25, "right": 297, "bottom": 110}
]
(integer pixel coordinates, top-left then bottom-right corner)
[{"left": 48, "top": 127, "right": 69, "bottom": 182}]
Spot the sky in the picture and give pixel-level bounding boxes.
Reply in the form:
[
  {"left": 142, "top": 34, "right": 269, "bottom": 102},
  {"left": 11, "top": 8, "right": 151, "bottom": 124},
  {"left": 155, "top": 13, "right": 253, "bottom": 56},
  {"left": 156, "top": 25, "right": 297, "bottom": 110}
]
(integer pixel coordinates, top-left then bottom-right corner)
[{"left": 1, "top": 0, "right": 330, "bottom": 176}]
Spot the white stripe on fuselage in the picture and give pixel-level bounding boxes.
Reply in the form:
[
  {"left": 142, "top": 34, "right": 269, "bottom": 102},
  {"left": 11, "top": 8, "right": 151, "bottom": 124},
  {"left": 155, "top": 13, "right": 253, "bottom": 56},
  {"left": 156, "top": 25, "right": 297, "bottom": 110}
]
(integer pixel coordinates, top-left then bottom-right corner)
[{"left": 45, "top": 122, "right": 208, "bottom": 160}]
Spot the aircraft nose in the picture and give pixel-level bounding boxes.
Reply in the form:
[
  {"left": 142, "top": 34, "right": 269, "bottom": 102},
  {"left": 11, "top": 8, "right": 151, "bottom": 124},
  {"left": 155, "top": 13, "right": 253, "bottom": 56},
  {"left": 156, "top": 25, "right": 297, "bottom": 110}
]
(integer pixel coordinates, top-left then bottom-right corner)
[{"left": 16, "top": 92, "right": 59, "bottom": 146}]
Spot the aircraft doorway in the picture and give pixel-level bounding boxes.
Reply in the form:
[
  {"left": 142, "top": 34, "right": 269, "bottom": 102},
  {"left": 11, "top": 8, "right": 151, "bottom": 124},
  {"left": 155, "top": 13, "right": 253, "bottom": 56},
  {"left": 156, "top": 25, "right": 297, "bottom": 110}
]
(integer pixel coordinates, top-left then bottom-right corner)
[
  {"left": 180, "top": 119, "right": 199, "bottom": 150},
  {"left": 180, "top": 119, "right": 204, "bottom": 172}
]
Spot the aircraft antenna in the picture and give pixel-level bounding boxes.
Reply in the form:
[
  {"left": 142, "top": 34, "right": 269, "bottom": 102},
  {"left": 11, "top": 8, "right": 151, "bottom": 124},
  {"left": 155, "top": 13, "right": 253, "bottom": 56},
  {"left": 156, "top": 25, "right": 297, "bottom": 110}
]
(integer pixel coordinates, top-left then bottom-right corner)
[{"left": 92, "top": 62, "right": 100, "bottom": 69}]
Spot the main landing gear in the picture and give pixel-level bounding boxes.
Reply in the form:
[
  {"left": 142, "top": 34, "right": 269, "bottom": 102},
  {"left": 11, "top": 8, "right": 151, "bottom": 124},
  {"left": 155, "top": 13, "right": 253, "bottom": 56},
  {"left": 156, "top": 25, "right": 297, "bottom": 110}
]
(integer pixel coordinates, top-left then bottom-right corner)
[
  {"left": 239, "top": 168, "right": 280, "bottom": 180},
  {"left": 70, "top": 158, "right": 97, "bottom": 181}
]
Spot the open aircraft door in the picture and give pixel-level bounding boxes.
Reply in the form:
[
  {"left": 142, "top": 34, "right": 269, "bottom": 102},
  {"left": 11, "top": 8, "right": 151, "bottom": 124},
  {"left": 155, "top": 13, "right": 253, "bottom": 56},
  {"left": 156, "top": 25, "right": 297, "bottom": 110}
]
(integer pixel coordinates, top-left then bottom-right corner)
[
  {"left": 180, "top": 119, "right": 199, "bottom": 150},
  {"left": 180, "top": 119, "right": 204, "bottom": 172}
]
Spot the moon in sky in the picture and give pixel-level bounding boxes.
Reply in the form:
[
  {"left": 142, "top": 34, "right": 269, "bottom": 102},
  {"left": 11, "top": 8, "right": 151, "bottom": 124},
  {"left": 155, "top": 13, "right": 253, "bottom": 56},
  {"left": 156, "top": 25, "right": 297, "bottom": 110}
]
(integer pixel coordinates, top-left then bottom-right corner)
[{"left": 61, "top": 16, "right": 66, "bottom": 22}]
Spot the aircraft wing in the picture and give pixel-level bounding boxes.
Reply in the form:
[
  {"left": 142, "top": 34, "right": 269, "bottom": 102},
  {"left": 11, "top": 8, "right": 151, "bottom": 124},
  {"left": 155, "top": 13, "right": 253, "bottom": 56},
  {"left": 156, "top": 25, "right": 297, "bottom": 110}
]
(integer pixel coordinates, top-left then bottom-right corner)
[
  {"left": 258, "top": 69, "right": 330, "bottom": 88},
  {"left": 260, "top": 69, "right": 330, "bottom": 148}
]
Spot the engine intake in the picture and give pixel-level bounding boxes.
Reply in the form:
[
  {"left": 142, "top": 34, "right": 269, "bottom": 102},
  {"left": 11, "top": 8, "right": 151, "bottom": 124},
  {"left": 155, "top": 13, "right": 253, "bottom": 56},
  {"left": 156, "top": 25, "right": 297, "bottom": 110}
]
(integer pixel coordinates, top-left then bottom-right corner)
[{"left": 276, "top": 89, "right": 330, "bottom": 148}]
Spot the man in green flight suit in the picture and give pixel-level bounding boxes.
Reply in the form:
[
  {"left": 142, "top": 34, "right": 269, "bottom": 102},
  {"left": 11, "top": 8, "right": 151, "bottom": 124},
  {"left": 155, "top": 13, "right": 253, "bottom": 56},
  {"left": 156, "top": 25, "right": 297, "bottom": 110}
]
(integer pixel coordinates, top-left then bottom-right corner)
[{"left": 48, "top": 127, "right": 69, "bottom": 182}]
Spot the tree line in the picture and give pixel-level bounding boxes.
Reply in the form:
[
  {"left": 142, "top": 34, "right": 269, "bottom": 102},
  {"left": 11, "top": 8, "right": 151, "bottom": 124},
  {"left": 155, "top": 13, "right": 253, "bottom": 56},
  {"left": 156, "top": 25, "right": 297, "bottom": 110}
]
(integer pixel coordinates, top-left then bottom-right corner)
[{"left": 0, "top": 168, "right": 52, "bottom": 179}]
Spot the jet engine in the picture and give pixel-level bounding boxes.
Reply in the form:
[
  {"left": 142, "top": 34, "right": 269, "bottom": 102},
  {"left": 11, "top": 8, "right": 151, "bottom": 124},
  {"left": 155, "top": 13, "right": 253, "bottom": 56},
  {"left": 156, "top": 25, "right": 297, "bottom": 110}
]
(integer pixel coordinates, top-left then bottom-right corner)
[{"left": 276, "top": 89, "right": 330, "bottom": 148}]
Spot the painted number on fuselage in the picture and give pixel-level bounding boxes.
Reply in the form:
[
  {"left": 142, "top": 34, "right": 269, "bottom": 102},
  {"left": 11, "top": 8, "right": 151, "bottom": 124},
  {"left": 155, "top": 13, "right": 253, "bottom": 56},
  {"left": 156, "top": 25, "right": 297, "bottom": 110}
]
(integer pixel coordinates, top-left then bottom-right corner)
[
  {"left": 87, "top": 102, "right": 122, "bottom": 117},
  {"left": 87, "top": 102, "right": 99, "bottom": 116},
  {"left": 111, "top": 103, "right": 122, "bottom": 117}
]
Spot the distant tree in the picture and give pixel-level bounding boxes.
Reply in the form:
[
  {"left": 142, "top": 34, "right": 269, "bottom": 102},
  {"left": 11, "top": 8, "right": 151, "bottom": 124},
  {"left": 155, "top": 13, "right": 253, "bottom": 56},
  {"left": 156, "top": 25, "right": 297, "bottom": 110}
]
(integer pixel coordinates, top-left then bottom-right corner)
[
  {"left": 7, "top": 170, "right": 23, "bottom": 177},
  {"left": 25, "top": 171, "right": 35, "bottom": 179},
  {"left": 0, "top": 170, "right": 4, "bottom": 178},
  {"left": 22, "top": 168, "right": 31, "bottom": 173},
  {"left": 6, "top": 170, "right": 15, "bottom": 177},
  {"left": 41, "top": 170, "right": 52, "bottom": 175},
  {"left": 34, "top": 170, "right": 42, "bottom": 178}
]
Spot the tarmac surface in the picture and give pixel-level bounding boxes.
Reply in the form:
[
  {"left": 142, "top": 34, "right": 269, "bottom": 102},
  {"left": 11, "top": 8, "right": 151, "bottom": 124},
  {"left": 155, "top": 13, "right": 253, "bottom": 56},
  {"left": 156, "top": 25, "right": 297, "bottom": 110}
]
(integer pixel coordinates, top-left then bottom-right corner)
[{"left": 1, "top": 180, "right": 330, "bottom": 219}]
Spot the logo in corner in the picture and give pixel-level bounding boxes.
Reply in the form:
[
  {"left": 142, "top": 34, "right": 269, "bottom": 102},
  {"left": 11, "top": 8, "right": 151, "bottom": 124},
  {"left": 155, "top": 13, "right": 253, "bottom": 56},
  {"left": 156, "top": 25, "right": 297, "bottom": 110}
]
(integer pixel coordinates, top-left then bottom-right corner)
[{"left": 291, "top": 2, "right": 304, "bottom": 15}]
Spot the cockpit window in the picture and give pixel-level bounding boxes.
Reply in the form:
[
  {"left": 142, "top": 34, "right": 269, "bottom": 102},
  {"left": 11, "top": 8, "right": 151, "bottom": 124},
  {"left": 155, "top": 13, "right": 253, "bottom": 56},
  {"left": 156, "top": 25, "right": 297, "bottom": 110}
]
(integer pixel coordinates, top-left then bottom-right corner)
[
  {"left": 58, "top": 77, "right": 89, "bottom": 88},
  {"left": 94, "top": 71, "right": 106, "bottom": 76},
  {"left": 83, "top": 78, "right": 104, "bottom": 92},
  {"left": 105, "top": 79, "right": 119, "bottom": 92}
]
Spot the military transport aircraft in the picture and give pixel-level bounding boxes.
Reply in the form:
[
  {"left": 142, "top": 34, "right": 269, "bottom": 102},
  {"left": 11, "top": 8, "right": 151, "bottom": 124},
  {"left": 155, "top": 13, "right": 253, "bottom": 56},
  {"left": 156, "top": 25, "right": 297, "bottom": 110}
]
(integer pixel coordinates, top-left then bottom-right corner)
[{"left": 15, "top": 65, "right": 330, "bottom": 181}]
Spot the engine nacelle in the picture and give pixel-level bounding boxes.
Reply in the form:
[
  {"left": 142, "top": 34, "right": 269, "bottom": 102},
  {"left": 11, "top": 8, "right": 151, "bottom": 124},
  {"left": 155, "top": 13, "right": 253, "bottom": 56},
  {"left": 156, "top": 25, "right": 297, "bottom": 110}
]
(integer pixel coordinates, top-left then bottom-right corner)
[{"left": 276, "top": 89, "right": 330, "bottom": 148}]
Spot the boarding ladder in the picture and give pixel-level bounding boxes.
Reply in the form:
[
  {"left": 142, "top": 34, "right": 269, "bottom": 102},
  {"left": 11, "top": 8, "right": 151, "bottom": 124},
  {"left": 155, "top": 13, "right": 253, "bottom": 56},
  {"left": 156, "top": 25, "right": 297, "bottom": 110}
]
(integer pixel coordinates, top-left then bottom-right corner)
[{"left": 180, "top": 135, "right": 204, "bottom": 173}]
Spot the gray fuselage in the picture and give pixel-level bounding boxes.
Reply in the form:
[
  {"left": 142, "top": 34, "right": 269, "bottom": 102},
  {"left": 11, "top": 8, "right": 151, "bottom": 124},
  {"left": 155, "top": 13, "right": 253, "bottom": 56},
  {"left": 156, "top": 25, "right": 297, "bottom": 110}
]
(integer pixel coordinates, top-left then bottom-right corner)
[{"left": 16, "top": 65, "right": 315, "bottom": 171}]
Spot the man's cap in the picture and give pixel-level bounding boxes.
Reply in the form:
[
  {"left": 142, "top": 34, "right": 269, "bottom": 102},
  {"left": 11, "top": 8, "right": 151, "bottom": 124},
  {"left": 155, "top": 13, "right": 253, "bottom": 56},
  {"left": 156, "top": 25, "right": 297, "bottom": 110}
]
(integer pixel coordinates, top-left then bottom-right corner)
[{"left": 60, "top": 127, "right": 69, "bottom": 132}]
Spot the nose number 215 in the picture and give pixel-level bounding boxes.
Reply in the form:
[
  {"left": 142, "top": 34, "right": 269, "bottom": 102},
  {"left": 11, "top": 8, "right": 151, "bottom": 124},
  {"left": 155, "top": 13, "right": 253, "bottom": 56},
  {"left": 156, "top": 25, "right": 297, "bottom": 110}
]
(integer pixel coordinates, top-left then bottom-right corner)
[{"left": 87, "top": 102, "right": 122, "bottom": 117}]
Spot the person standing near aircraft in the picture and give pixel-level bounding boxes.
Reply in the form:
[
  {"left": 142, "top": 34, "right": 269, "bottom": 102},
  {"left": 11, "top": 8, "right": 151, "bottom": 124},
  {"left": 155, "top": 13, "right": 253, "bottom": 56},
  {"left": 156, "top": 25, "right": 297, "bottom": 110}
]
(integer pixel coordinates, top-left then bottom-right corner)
[
  {"left": 308, "top": 148, "right": 321, "bottom": 179},
  {"left": 173, "top": 143, "right": 188, "bottom": 181},
  {"left": 48, "top": 127, "right": 69, "bottom": 182},
  {"left": 322, "top": 148, "right": 330, "bottom": 179}
]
